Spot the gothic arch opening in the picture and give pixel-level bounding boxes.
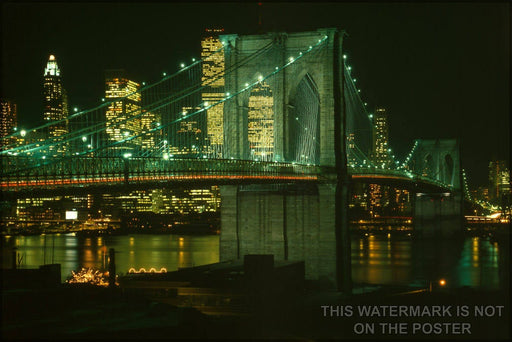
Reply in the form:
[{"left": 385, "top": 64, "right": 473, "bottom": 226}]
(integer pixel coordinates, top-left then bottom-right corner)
[{"left": 287, "top": 73, "right": 320, "bottom": 164}]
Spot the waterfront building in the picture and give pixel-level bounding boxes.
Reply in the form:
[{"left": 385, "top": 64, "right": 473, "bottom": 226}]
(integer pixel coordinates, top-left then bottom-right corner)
[
  {"left": 43, "top": 55, "right": 69, "bottom": 155},
  {"left": 201, "top": 28, "right": 225, "bottom": 157},
  {"left": 90, "top": 187, "right": 220, "bottom": 218},
  {"left": 16, "top": 195, "right": 88, "bottom": 222},
  {"left": 148, "top": 187, "right": 220, "bottom": 215}
]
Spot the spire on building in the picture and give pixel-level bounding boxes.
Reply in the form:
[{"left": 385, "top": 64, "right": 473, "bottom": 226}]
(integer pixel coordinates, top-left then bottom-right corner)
[{"left": 43, "top": 54, "right": 68, "bottom": 155}]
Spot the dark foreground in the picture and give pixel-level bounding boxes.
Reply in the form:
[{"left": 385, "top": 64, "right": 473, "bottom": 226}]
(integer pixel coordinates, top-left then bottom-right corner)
[{"left": 1, "top": 283, "right": 509, "bottom": 340}]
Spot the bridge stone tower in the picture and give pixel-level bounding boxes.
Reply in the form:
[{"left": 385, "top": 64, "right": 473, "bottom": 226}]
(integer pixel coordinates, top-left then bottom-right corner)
[
  {"left": 219, "top": 29, "right": 347, "bottom": 287},
  {"left": 221, "top": 29, "right": 338, "bottom": 165},
  {"left": 410, "top": 139, "right": 464, "bottom": 237},
  {"left": 410, "top": 139, "right": 462, "bottom": 189}
]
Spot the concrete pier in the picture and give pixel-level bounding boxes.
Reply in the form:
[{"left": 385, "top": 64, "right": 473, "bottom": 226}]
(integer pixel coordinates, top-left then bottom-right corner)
[
  {"left": 220, "top": 183, "right": 337, "bottom": 286},
  {"left": 413, "top": 192, "right": 463, "bottom": 237}
]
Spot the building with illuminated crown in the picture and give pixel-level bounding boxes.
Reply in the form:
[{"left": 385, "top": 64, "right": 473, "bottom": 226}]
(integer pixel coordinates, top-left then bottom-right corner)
[
  {"left": 43, "top": 55, "right": 69, "bottom": 155},
  {"left": 201, "top": 28, "right": 225, "bottom": 157}
]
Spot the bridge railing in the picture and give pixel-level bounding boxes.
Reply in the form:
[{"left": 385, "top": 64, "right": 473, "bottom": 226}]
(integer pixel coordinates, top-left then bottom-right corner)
[
  {"left": 0, "top": 156, "right": 322, "bottom": 190},
  {"left": 1, "top": 156, "right": 453, "bottom": 192}
]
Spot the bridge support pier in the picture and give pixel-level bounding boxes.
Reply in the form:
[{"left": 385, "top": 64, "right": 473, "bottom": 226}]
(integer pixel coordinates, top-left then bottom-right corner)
[
  {"left": 413, "top": 192, "right": 463, "bottom": 237},
  {"left": 220, "top": 183, "right": 338, "bottom": 287}
]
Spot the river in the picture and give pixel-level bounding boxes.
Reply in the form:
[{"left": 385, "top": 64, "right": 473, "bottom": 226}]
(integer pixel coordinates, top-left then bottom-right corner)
[{"left": 1, "top": 231, "right": 506, "bottom": 290}]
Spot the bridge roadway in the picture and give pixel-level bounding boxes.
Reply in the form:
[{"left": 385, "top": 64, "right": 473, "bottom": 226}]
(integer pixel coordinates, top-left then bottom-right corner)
[{"left": 1, "top": 156, "right": 452, "bottom": 198}]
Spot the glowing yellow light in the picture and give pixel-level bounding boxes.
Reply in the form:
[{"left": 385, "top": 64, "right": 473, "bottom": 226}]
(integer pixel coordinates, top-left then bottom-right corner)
[{"left": 439, "top": 279, "right": 446, "bottom": 286}]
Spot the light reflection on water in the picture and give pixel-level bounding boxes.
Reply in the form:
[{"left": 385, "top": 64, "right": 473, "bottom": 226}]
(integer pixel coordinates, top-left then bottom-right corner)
[
  {"left": 2, "top": 234, "right": 220, "bottom": 282},
  {"left": 1, "top": 232, "right": 505, "bottom": 289},
  {"left": 351, "top": 233, "right": 503, "bottom": 289}
]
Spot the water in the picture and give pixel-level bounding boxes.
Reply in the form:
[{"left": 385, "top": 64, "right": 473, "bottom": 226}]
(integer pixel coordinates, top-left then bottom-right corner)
[
  {"left": 1, "top": 234, "right": 219, "bottom": 282},
  {"left": 1, "top": 232, "right": 506, "bottom": 289},
  {"left": 350, "top": 233, "right": 504, "bottom": 290}
]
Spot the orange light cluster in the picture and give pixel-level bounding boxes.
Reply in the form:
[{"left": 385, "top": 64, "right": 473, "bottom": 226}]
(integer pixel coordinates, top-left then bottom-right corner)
[
  {"left": 66, "top": 267, "right": 117, "bottom": 286},
  {"left": 128, "top": 267, "right": 168, "bottom": 274}
]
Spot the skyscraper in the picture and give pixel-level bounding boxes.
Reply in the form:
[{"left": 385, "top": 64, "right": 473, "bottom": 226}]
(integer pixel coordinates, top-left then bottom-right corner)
[
  {"left": 372, "top": 107, "right": 391, "bottom": 168},
  {"left": 0, "top": 99, "right": 17, "bottom": 140},
  {"left": 201, "top": 28, "right": 225, "bottom": 157},
  {"left": 248, "top": 82, "right": 274, "bottom": 161},
  {"left": 105, "top": 70, "right": 142, "bottom": 152},
  {"left": 489, "top": 160, "right": 511, "bottom": 202},
  {"left": 104, "top": 70, "right": 160, "bottom": 154},
  {"left": 43, "top": 55, "right": 69, "bottom": 155}
]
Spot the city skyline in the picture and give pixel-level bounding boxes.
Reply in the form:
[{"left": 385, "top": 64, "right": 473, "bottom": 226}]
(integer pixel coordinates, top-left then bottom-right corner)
[{"left": 1, "top": 2, "right": 509, "bottom": 186}]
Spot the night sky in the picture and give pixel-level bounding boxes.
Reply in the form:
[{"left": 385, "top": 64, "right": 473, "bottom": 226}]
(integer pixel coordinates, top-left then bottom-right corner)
[{"left": 1, "top": 1, "right": 509, "bottom": 186}]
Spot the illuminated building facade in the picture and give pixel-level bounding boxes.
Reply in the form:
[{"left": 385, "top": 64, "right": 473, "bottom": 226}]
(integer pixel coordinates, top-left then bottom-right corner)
[
  {"left": 201, "top": 28, "right": 225, "bottom": 157},
  {"left": 96, "top": 187, "right": 220, "bottom": 216},
  {"left": 15, "top": 129, "right": 46, "bottom": 156},
  {"left": 368, "top": 184, "right": 384, "bottom": 217},
  {"left": 248, "top": 82, "right": 274, "bottom": 161},
  {"left": 43, "top": 55, "right": 69, "bottom": 155},
  {"left": 142, "top": 110, "right": 161, "bottom": 150},
  {"left": 347, "top": 133, "right": 356, "bottom": 165},
  {"left": 168, "top": 106, "right": 203, "bottom": 156},
  {"left": 105, "top": 70, "right": 143, "bottom": 152},
  {"left": 366, "top": 184, "right": 410, "bottom": 217},
  {"left": 471, "top": 186, "right": 490, "bottom": 202},
  {"left": 489, "top": 160, "right": 511, "bottom": 202},
  {"left": 155, "top": 187, "right": 220, "bottom": 215},
  {"left": 0, "top": 100, "right": 17, "bottom": 147},
  {"left": 16, "top": 195, "right": 88, "bottom": 222},
  {"left": 372, "top": 107, "right": 391, "bottom": 168}
]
